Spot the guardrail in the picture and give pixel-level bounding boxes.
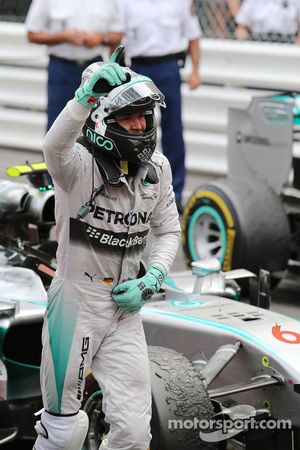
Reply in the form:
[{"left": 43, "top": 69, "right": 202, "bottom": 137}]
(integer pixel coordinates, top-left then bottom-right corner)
[{"left": 0, "top": 22, "right": 299, "bottom": 175}]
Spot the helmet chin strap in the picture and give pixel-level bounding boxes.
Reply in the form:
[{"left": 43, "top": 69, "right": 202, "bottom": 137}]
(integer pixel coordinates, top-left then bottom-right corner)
[{"left": 120, "top": 160, "right": 129, "bottom": 175}]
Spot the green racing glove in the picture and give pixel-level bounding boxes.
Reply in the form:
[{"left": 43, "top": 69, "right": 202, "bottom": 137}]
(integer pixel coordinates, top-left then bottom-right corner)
[
  {"left": 112, "top": 264, "right": 167, "bottom": 314},
  {"left": 75, "top": 46, "right": 128, "bottom": 108}
]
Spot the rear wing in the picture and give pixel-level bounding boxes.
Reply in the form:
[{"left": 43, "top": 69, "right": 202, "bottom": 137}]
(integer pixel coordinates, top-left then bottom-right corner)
[{"left": 228, "top": 95, "right": 293, "bottom": 194}]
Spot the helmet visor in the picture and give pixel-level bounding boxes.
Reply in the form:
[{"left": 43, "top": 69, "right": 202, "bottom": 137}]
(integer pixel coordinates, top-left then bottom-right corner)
[{"left": 101, "top": 79, "right": 166, "bottom": 116}]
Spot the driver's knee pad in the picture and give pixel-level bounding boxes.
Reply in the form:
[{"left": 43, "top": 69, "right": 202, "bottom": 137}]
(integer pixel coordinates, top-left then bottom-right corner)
[{"left": 33, "top": 410, "right": 88, "bottom": 450}]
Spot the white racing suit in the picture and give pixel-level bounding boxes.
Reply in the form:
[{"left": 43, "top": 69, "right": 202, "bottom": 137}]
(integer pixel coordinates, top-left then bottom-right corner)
[{"left": 39, "top": 99, "right": 181, "bottom": 450}]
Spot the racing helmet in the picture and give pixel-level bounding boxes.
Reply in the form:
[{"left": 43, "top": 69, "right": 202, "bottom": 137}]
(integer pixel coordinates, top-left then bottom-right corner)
[{"left": 81, "top": 64, "right": 166, "bottom": 164}]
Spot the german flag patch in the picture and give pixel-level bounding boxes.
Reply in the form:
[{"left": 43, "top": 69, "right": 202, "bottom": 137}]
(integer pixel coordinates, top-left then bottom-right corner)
[{"left": 102, "top": 278, "right": 114, "bottom": 286}]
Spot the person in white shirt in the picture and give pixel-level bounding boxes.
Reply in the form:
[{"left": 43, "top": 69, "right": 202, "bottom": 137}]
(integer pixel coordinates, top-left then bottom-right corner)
[
  {"left": 235, "top": 0, "right": 300, "bottom": 43},
  {"left": 116, "top": 0, "right": 201, "bottom": 214},
  {"left": 25, "top": 0, "right": 123, "bottom": 130}
]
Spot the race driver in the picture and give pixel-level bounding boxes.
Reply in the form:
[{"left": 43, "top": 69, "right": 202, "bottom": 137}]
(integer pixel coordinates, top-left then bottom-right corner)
[{"left": 33, "top": 46, "right": 181, "bottom": 450}]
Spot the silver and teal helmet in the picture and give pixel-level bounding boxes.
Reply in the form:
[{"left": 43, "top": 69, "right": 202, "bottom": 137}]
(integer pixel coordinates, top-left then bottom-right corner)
[{"left": 82, "top": 65, "right": 166, "bottom": 164}]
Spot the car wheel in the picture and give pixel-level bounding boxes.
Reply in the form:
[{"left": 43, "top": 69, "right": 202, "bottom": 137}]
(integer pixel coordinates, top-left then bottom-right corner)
[
  {"left": 81, "top": 374, "right": 109, "bottom": 450},
  {"left": 148, "top": 346, "right": 217, "bottom": 450},
  {"left": 37, "top": 240, "right": 58, "bottom": 258},
  {"left": 182, "top": 177, "right": 290, "bottom": 277},
  {"left": 82, "top": 347, "right": 217, "bottom": 450}
]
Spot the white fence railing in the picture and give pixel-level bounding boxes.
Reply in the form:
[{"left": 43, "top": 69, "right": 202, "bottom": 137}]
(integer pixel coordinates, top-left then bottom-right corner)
[{"left": 0, "top": 22, "right": 299, "bottom": 175}]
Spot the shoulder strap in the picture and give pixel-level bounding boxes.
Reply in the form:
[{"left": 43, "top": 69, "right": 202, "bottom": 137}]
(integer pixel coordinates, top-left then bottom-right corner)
[
  {"left": 76, "top": 136, "right": 124, "bottom": 187},
  {"left": 144, "top": 161, "right": 159, "bottom": 184}
]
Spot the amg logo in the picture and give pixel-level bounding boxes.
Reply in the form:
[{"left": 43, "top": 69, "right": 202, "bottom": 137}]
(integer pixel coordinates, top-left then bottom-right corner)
[{"left": 77, "top": 337, "right": 90, "bottom": 400}]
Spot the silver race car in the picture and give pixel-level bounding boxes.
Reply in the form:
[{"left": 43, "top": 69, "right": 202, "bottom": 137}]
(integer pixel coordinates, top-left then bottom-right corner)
[{"left": 0, "top": 164, "right": 299, "bottom": 450}]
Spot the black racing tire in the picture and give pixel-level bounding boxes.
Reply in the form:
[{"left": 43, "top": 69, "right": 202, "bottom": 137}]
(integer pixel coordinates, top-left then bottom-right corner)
[
  {"left": 82, "top": 348, "right": 217, "bottom": 450},
  {"left": 37, "top": 240, "right": 58, "bottom": 258},
  {"left": 148, "top": 346, "right": 217, "bottom": 450},
  {"left": 182, "top": 177, "right": 291, "bottom": 277}
]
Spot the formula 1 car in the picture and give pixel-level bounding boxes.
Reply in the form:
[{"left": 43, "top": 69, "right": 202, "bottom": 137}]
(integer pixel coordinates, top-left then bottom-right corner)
[
  {"left": 182, "top": 93, "right": 300, "bottom": 289},
  {"left": 0, "top": 164, "right": 300, "bottom": 450},
  {"left": 0, "top": 162, "right": 56, "bottom": 446},
  {"left": 83, "top": 261, "right": 300, "bottom": 450}
]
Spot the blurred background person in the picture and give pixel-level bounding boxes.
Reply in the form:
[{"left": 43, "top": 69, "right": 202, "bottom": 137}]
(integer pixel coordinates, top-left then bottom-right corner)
[
  {"left": 227, "top": 0, "right": 242, "bottom": 34},
  {"left": 195, "top": 0, "right": 241, "bottom": 39},
  {"left": 212, "top": 0, "right": 241, "bottom": 38},
  {"left": 235, "top": 0, "right": 300, "bottom": 43},
  {"left": 116, "top": 0, "right": 201, "bottom": 214},
  {"left": 25, "top": 0, "right": 123, "bottom": 130}
]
